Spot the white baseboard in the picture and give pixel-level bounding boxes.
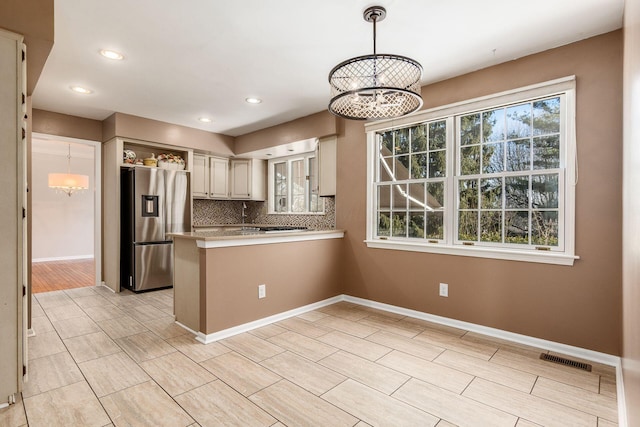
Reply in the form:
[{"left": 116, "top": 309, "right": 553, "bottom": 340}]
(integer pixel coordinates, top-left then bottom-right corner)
[
  {"left": 27, "top": 328, "right": 35, "bottom": 337},
  {"left": 616, "top": 359, "right": 628, "bottom": 427},
  {"left": 32, "top": 255, "right": 94, "bottom": 263},
  {"left": 193, "top": 295, "right": 343, "bottom": 344},
  {"left": 343, "top": 295, "right": 620, "bottom": 367},
  {"left": 175, "top": 321, "right": 200, "bottom": 338},
  {"left": 97, "top": 282, "right": 115, "bottom": 293}
]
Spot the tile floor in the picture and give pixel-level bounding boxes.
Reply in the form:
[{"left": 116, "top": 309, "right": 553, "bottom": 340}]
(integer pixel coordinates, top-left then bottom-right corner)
[{"left": 0, "top": 286, "right": 618, "bottom": 427}]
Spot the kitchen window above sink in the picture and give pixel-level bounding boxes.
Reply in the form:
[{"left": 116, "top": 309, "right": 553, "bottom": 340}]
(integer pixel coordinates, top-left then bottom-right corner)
[{"left": 268, "top": 152, "right": 324, "bottom": 215}]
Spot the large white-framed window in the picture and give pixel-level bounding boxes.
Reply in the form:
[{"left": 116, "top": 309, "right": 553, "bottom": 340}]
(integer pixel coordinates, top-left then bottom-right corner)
[
  {"left": 365, "top": 77, "right": 578, "bottom": 265},
  {"left": 268, "top": 152, "right": 324, "bottom": 214}
]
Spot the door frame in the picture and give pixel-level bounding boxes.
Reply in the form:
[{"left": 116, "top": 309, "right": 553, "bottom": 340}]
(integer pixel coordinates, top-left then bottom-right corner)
[{"left": 31, "top": 133, "right": 102, "bottom": 288}]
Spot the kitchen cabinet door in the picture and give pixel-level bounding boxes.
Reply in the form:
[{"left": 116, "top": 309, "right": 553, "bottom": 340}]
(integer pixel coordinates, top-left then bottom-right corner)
[
  {"left": 192, "top": 154, "right": 209, "bottom": 198},
  {"left": 230, "top": 159, "right": 266, "bottom": 200},
  {"left": 318, "top": 136, "right": 337, "bottom": 196},
  {"left": 230, "top": 159, "right": 251, "bottom": 199},
  {"left": 209, "top": 157, "right": 229, "bottom": 199}
]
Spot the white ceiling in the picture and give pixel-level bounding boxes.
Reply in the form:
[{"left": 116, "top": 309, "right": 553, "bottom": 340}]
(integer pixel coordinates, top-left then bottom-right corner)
[{"left": 31, "top": 0, "right": 624, "bottom": 137}]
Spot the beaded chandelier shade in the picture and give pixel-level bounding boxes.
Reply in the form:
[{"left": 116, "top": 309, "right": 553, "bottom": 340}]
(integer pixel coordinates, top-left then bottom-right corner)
[{"left": 328, "top": 6, "right": 423, "bottom": 120}]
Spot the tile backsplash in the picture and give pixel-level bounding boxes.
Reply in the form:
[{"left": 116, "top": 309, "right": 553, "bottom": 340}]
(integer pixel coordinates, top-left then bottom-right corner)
[{"left": 192, "top": 197, "right": 336, "bottom": 230}]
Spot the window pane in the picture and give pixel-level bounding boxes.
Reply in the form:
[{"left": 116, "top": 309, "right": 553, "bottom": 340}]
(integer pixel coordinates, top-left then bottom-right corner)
[
  {"left": 378, "top": 185, "right": 391, "bottom": 210},
  {"left": 411, "top": 153, "right": 427, "bottom": 179},
  {"left": 532, "top": 211, "right": 559, "bottom": 246},
  {"left": 482, "top": 142, "right": 504, "bottom": 173},
  {"left": 411, "top": 125, "right": 428, "bottom": 153},
  {"left": 274, "top": 162, "right": 287, "bottom": 212},
  {"left": 429, "top": 120, "right": 446, "bottom": 150},
  {"left": 380, "top": 131, "right": 394, "bottom": 156},
  {"left": 395, "top": 128, "right": 410, "bottom": 155},
  {"left": 379, "top": 156, "right": 393, "bottom": 181},
  {"left": 458, "top": 210, "right": 478, "bottom": 241},
  {"left": 392, "top": 212, "right": 407, "bottom": 237},
  {"left": 483, "top": 108, "right": 505, "bottom": 142},
  {"left": 460, "top": 113, "right": 481, "bottom": 146},
  {"left": 506, "top": 103, "right": 532, "bottom": 138},
  {"left": 480, "top": 211, "right": 502, "bottom": 242},
  {"left": 408, "top": 213, "right": 424, "bottom": 238},
  {"left": 533, "top": 97, "right": 560, "bottom": 136},
  {"left": 460, "top": 145, "right": 480, "bottom": 175},
  {"left": 275, "top": 196, "right": 287, "bottom": 212},
  {"left": 408, "top": 183, "right": 425, "bottom": 209},
  {"left": 309, "top": 156, "right": 318, "bottom": 192},
  {"left": 506, "top": 139, "right": 531, "bottom": 171},
  {"left": 426, "top": 211, "right": 444, "bottom": 239},
  {"left": 308, "top": 156, "right": 322, "bottom": 213},
  {"left": 505, "top": 211, "right": 529, "bottom": 244},
  {"left": 291, "top": 159, "right": 305, "bottom": 212},
  {"left": 505, "top": 176, "right": 529, "bottom": 209},
  {"left": 428, "top": 150, "right": 446, "bottom": 178},
  {"left": 481, "top": 178, "right": 502, "bottom": 209},
  {"left": 396, "top": 155, "right": 410, "bottom": 180},
  {"left": 310, "top": 194, "right": 322, "bottom": 212},
  {"left": 393, "top": 184, "right": 407, "bottom": 210},
  {"left": 378, "top": 212, "right": 390, "bottom": 236},
  {"left": 531, "top": 174, "right": 559, "bottom": 209},
  {"left": 459, "top": 179, "right": 478, "bottom": 209},
  {"left": 533, "top": 135, "right": 560, "bottom": 170},
  {"left": 427, "top": 182, "right": 444, "bottom": 209}
]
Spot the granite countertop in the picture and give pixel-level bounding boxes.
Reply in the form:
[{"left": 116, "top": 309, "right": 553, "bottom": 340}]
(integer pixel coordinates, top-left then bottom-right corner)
[{"left": 170, "top": 227, "right": 344, "bottom": 242}]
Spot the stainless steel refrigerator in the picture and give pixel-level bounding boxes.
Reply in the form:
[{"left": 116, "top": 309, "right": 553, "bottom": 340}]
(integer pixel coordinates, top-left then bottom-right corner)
[{"left": 120, "top": 166, "right": 190, "bottom": 291}]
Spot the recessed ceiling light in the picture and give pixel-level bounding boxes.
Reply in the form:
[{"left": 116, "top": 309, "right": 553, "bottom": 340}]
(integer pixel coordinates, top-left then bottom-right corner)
[
  {"left": 70, "top": 86, "right": 93, "bottom": 94},
  {"left": 100, "top": 49, "right": 124, "bottom": 60},
  {"left": 266, "top": 153, "right": 273, "bottom": 156},
  {"left": 287, "top": 149, "right": 295, "bottom": 152},
  {"left": 245, "top": 97, "right": 262, "bottom": 104},
  {"left": 198, "top": 117, "right": 212, "bottom": 123}
]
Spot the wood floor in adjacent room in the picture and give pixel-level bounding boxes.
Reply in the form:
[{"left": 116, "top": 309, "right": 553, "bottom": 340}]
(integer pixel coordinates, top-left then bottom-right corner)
[
  {"left": 1, "top": 288, "right": 619, "bottom": 426},
  {"left": 31, "top": 259, "right": 95, "bottom": 293}
]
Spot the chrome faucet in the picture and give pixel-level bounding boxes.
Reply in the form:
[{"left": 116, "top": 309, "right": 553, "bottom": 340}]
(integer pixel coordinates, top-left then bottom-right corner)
[{"left": 241, "top": 202, "right": 248, "bottom": 225}]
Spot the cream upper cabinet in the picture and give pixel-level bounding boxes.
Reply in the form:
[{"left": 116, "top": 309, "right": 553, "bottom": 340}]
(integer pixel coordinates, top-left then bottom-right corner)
[
  {"left": 230, "top": 159, "right": 265, "bottom": 201},
  {"left": 192, "top": 154, "right": 209, "bottom": 198},
  {"left": 318, "top": 136, "right": 337, "bottom": 196},
  {"left": 230, "top": 159, "right": 250, "bottom": 199},
  {"left": 209, "top": 156, "right": 229, "bottom": 199},
  {"left": 193, "top": 156, "right": 265, "bottom": 200}
]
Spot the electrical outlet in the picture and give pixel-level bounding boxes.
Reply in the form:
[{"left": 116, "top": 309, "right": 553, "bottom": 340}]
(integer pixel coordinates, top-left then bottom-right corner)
[
  {"left": 258, "top": 284, "right": 266, "bottom": 299},
  {"left": 439, "top": 283, "right": 449, "bottom": 297}
]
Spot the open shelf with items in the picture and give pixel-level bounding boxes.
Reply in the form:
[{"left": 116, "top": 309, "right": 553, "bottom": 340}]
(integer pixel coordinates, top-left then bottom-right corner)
[{"left": 121, "top": 140, "right": 190, "bottom": 170}]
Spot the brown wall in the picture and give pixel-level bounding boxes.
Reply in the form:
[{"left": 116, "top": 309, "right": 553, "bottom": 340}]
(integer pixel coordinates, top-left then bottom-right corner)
[
  {"left": 105, "top": 112, "right": 235, "bottom": 155},
  {"left": 32, "top": 109, "right": 103, "bottom": 142},
  {"left": 234, "top": 111, "right": 338, "bottom": 155},
  {"left": 335, "top": 31, "right": 623, "bottom": 355},
  {"left": 201, "top": 238, "right": 343, "bottom": 334},
  {"left": 622, "top": 0, "right": 640, "bottom": 423}
]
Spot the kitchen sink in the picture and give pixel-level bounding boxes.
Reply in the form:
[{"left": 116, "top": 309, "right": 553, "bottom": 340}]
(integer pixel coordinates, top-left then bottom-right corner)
[{"left": 259, "top": 226, "right": 308, "bottom": 233}]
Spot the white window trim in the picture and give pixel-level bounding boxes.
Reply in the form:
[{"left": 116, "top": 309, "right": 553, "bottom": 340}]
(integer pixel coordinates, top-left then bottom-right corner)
[
  {"left": 364, "top": 76, "right": 579, "bottom": 266},
  {"left": 267, "top": 152, "right": 325, "bottom": 215}
]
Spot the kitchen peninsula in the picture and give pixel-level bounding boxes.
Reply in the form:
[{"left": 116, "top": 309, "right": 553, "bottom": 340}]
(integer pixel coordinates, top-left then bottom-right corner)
[{"left": 170, "top": 228, "right": 344, "bottom": 343}]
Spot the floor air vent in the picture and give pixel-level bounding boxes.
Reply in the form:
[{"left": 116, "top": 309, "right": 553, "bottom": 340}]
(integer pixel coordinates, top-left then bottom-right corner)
[{"left": 540, "top": 353, "right": 592, "bottom": 372}]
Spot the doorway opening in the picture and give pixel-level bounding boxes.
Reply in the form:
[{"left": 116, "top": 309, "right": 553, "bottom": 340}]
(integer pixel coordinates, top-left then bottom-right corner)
[{"left": 30, "top": 134, "right": 102, "bottom": 293}]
